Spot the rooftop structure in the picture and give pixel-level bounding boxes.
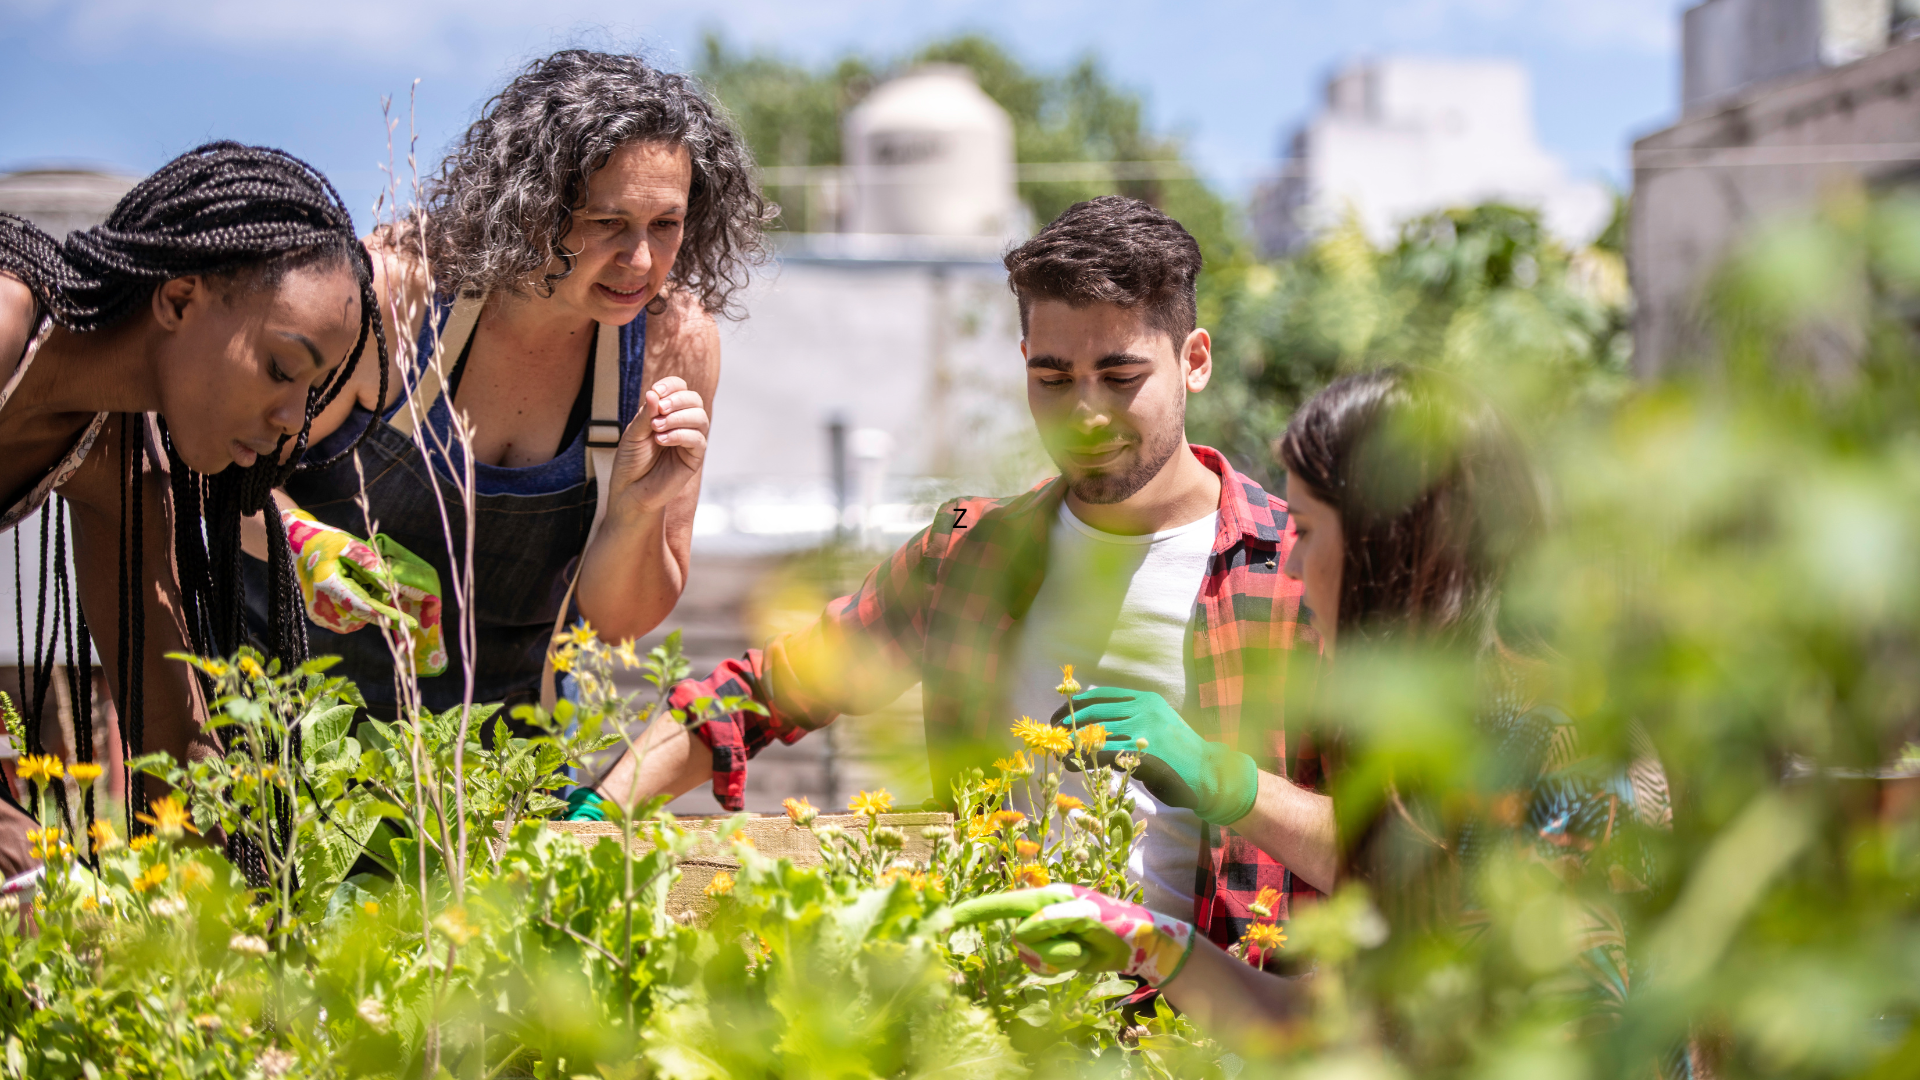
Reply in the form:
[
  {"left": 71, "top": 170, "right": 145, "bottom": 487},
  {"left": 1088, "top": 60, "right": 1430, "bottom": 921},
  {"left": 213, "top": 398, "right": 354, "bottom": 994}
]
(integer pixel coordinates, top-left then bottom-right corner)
[
  {"left": 1251, "top": 57, "right": 1613, "bottom": 257},
  {"left": 0, "top": 168, "right": 137, "bottom": 238},
  {"left": 1631, "top": 3, "right": 1920, "bottom": 376}
]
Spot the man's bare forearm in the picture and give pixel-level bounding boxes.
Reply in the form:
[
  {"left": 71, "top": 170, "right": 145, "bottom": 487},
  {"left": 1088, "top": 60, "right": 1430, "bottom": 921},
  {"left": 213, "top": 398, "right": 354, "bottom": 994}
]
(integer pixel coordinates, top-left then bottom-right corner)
[
  {"left": 1226, "top": 770, "right": 1339, "bottom": 895},
  {"left": 595, "top": 712, "right": 713, "bottom": 809}
]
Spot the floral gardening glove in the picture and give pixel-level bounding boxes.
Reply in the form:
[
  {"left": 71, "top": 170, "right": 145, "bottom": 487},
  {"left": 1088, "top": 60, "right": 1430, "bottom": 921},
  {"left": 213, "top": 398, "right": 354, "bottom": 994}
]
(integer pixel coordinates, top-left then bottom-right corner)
[
  {"left": 1052, "top": 687, "right": 1259, "bottom": 827},
  {"left": 950, "top": 884, "right": 1196, "bottom": 986},
  {"left": 280, "top": 508, "right": 448, "bottom": 676}
]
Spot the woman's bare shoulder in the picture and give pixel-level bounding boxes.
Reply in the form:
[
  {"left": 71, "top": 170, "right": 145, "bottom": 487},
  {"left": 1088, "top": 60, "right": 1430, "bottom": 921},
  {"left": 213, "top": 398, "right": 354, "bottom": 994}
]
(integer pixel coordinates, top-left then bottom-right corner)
[
  {"left": 0, "top": 274, "right": 41, "bottom": 391},
  {"left": 365, "top": 225, "right": 436, "bottom": 331}
]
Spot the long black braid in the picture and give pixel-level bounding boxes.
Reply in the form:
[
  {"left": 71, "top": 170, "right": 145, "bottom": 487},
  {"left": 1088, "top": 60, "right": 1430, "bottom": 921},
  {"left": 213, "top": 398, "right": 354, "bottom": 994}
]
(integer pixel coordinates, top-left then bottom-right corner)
[{"left": 0, "top": 143, "right": 387, "bottom": 882}]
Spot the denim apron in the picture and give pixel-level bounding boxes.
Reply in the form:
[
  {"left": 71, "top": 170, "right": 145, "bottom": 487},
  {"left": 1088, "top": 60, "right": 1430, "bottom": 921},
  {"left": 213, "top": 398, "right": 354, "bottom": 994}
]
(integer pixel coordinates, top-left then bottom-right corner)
[{"left": 242, "top": 296, "right": 646, "bottom": 718}]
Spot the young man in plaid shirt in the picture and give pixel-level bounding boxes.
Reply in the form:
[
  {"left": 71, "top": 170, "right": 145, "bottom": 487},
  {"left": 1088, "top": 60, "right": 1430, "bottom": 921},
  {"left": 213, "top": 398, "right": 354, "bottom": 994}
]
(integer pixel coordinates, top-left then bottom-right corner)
[{"left": 594, "top": 196, "right": 1334, "bottom": 950}]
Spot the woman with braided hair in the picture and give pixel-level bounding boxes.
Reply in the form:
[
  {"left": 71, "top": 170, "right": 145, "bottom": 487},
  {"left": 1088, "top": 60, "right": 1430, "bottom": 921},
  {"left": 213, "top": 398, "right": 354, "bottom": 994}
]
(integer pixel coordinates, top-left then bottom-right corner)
[
  {"left": 0, "top": 141, "right": 382, "bottom": 890},
  {"left": 240, "top": 50, "right": 766, "bottom": 795}
]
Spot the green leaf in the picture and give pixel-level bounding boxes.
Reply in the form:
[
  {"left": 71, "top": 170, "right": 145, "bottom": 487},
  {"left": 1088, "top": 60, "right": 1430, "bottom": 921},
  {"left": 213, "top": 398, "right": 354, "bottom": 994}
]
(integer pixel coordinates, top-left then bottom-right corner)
[{"left": 301, "top": 703, "right": 357, "bottom": 751}]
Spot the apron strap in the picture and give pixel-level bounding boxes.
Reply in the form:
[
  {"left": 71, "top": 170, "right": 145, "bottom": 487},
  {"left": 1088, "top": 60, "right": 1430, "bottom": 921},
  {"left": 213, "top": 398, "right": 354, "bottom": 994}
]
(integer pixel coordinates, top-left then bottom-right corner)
[
  {"left": 540, "top": 314, "right": 626, "bottom": 718},
  {"left": 390, "top": 295, "right": 484, "bottom": 440},
  {"left": 388, "top": 293, "right": 626, "bottom": 723}
]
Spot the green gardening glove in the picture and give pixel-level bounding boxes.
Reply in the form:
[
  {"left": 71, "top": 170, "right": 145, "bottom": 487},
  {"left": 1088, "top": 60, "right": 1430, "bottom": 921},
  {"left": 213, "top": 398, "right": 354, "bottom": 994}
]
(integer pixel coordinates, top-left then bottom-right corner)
[
  {"left": 564, "top": 788, "right": 608, "bottom": 822},
  {"left": 950, "top": 884, "right": 1196, "bottom": 986},
  {"left": 1051, "top": 687, "right": 1259, "bottom": 827}
]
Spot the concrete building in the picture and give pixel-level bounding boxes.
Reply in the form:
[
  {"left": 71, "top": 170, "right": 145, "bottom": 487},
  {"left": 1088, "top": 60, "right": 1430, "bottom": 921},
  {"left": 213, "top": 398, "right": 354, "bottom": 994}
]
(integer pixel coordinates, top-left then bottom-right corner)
[
  {"left": 0, "top": 168, "right": 136, "bottom": 239},
  {"left": 1631, "top": 0, "right": 1920, "bottom": 376},
  {"left": 1251, "top": 57, "right": 1613, "bottom": 258}
]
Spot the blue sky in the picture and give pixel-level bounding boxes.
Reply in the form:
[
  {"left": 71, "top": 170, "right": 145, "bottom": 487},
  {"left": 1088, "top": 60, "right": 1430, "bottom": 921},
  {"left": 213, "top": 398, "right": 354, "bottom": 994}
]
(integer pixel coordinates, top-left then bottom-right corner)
[{"left": 1, "top": 0, "right": 1688, "bottom": 229}]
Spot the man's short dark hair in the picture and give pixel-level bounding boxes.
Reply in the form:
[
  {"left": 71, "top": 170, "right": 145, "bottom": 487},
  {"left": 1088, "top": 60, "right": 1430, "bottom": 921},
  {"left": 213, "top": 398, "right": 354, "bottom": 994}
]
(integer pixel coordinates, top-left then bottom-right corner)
[{"left": 1003, "top": 195, "right": 1203, "bottom": 345}]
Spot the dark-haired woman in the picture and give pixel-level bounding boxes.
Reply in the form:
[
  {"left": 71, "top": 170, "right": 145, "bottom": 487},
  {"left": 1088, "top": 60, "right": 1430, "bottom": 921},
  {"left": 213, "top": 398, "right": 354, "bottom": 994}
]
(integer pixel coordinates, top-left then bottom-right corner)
[
  {"left": 956, "top": 367, "right": 1670, "bottom": 1051},
  {"left": 0, "top": 142, "right": 381, "bottom": 889},
  {"left": 242, "top": 50, "right": 767, "bottom": 757}
]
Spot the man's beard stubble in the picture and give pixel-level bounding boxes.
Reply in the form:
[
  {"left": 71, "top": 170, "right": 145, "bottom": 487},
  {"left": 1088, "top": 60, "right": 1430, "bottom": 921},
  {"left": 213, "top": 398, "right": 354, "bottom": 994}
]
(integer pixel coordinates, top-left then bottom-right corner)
[{"left": 1066, "top": 422, "right": 1184, "bottom": 505}]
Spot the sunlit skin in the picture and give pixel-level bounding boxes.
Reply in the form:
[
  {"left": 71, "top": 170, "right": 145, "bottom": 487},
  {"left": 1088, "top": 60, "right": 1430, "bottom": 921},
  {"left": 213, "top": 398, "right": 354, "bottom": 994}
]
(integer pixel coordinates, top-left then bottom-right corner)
[
  {"left": 281, "top": 138, "right": 718, "bottom": 642},
  {"left": 1279, "top": 471, "right": 1344, "bottom": 653},
  {"left": 0, "top": 264, "right": 363, "bottom": 877},
  {"left": 1022, "top": 299, "right": 1219, "bottom": 536}
]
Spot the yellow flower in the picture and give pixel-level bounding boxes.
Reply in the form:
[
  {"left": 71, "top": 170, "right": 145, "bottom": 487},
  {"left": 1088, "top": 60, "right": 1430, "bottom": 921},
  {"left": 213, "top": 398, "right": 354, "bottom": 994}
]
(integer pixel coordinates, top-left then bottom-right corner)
[
  {"left": 1055, "top": 664, "right": 1082, "bottom": 696},
  {"left": 16, "top": 755, "right": 62, "bottom": 783},
  {"left": 730, "top": 829, "right": 754, "bottom": 849},
  {"left": 79, "top": 895, "right": 98, "bottom": 913},
  {"left": 1074, "top": 724, "right": 1108, "bottom": 756},
  {"left": 68, "top": 762, "right": 103, "bottom": 783},
  {"left": 1054, "top": 794, "right": 1087, "bottom": 813},
  {"left": 1009, "top": 717, "right": 1071, "bottom": 756},
  {"left": 991, "top": 810, "right": 1026, "bottom": 830},
  {"left": 432, "top": 906, "right": 477, "bottom": 946},
  {"left": 848, "top": 789, "right": 894, "bottom": 817},
  {"left": 615, "top": 639, "right": 640, "bottom": 668},
  {"left": 362, "top": 901, "right": 380, "bottom": 918},
  {"left": 203, "top": 660, "right": 230, "bottom": 679},
  {"left": 27, "top": 827, "right": 63, "bottom": 860},
  {"left": 979, "top": 776, "right": 1010, "bottom": 799},
  {"left": 132, "top": 863, "right": 170, "bottom": 893},
  {"left": 1015, "top": 839, "right": 1041, "bottom": 859},
  {"left": 965, "top": 816, "right": 995, "bottom": 840},
  {"left": 704, "top": 870, "right": 735, "bottom": 897},
  {"left": 1243, "top": 923, "right": 1288, "bottom": 952},
  {"left": 549, "top": 645, "right": 577, "bottom": 674},
  {"left": 782, "top": 797, "right": 818, "bottom": 826},
  {"left": 176, "top": 862, "right": 213, "bottom": 893},
  {"left": 881, "top": 866, "right": 946, "bottom": 895},
  {"left": 87, "top": 820, "right": 119, "bottom": 853},
  {"left": 1249, "top": 886, "right": 1282, "bottom": 920},
  {"left": 565, "top": 621, "right": 598, "bottom": 647},
  {"left": 238, "top": 655, "right": 265, "bottom": 679},
  {"left": 129, "top": 835, "right": 157, "bottom": 853},
  {"left": 992, "top": 751, "right": 1033, "bottom": 777},
  {"left": 1012, "top": 863, "right": 1051, "bottom": 888},
  {"left": 136, "top": 795, "right": 199, "bottom": 838}
]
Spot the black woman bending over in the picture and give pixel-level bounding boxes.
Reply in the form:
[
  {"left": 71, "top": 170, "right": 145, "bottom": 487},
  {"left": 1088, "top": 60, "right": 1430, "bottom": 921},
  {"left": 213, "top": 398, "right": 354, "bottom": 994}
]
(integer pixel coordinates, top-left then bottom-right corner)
[
  {"left": 0, "top": 143, "right": 382, "bottom": 889},
  {"left": 242, "top": 50, "right": 768, "bottom": 742},
  {"left": 958, "top": 367, "right": 1672, "bottom": 1051}
]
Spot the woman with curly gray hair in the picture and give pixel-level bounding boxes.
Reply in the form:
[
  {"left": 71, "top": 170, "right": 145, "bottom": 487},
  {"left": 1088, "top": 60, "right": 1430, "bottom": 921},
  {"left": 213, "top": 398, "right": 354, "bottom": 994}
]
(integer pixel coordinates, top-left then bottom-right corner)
[{"left": 241, "top": 50, "right": 769, "bottom": 759}]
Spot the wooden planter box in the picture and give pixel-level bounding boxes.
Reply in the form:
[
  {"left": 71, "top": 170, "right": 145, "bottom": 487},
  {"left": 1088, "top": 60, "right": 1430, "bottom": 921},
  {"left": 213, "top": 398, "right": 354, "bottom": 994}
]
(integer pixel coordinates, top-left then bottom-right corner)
[{"left": 529, "top": 812, "right": 952, "bottom": 922}]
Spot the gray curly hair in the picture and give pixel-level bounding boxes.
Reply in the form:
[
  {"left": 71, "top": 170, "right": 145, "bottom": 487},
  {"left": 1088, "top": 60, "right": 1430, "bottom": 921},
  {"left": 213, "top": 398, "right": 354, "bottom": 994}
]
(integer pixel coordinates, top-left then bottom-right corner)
[{"left": 417, "top": 49, "right": 770, "bottom": 317}]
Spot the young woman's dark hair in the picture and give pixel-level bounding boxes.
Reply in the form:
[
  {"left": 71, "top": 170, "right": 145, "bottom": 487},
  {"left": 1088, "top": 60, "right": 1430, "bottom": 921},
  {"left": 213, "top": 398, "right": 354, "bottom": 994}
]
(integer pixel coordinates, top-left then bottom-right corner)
[
  {"left": 1275, "top": 365, "right": 1543, "bottom": 651},
  {"left": 0, "top": 142, "right": 385, "bottom": 864}
]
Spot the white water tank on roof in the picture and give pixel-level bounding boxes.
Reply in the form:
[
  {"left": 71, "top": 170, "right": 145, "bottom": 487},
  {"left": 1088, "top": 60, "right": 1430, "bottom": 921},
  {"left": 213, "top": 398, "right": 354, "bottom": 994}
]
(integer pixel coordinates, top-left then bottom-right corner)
[{"left": 844, "top": 65, "right": 1018, "bottom": 238}]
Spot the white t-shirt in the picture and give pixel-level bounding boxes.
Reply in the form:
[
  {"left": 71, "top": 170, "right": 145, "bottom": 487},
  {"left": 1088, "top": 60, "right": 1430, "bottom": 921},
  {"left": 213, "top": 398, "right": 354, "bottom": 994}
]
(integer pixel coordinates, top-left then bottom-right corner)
[{"left": 1008, "top": 501, "right": 1218, "bottom": 921}]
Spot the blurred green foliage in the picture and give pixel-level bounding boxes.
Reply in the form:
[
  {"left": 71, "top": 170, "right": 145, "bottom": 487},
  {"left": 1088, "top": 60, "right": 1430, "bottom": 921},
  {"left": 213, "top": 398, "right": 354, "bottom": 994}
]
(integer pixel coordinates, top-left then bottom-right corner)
[
  {"left": 1191, "top": 200, "right": 1633, "bottom": 487},
  {"left": 696, "top": 32, "right": 1245, "bottom": 271}
]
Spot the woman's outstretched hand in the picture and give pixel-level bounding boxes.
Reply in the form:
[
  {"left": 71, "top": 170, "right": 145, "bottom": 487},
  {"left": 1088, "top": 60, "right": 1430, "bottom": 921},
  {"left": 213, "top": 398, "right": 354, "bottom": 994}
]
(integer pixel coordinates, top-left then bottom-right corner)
[
  {"left": 949, "top": 884, "right": 1195, "bottom": 986},
  {"left": 280, "top": 508, "right": 447, "bottom": 675},
  {"left": 610, "top": 375, "right": 708, "bottom": 519}
]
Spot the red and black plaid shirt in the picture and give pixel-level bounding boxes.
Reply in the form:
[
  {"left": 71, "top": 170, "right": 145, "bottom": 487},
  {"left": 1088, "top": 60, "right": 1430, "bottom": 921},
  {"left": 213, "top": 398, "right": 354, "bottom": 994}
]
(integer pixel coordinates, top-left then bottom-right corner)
[{"left": 672, "top": 446, "right": 1323, "bottom": 948}]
